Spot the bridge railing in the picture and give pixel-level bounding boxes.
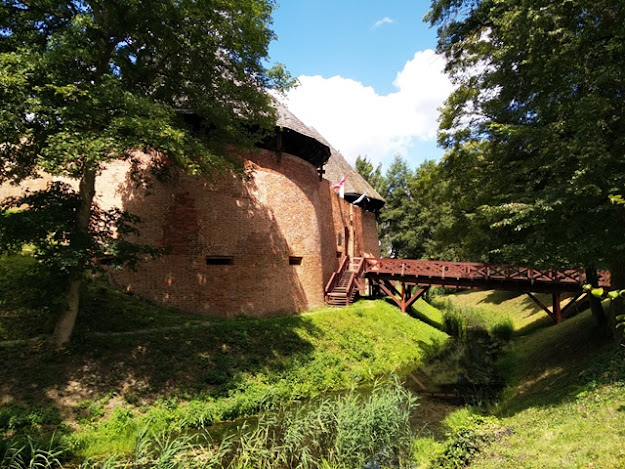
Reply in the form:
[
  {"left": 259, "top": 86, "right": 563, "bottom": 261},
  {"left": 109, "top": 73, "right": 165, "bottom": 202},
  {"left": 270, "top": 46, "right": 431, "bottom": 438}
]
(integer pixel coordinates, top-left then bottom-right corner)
[{"left": 363, "top": 258, "right": 611, "bottom": 287}]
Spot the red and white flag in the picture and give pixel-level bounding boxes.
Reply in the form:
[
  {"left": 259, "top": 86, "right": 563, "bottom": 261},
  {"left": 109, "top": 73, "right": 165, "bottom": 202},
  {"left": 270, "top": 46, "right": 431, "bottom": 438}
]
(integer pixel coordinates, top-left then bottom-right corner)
[{"left": 333, "top": 175, "right": 347, "bottom": 189}]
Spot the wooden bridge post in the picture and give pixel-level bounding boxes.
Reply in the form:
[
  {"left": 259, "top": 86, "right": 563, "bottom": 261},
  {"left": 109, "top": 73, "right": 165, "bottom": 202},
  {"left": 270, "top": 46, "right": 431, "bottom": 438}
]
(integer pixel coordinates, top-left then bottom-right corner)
[
  {"left": 400, "top": 282, "right": 407, "bottom": 313},
  {"left": 552, "top": 292, "right": 562, "bottom": 324}
]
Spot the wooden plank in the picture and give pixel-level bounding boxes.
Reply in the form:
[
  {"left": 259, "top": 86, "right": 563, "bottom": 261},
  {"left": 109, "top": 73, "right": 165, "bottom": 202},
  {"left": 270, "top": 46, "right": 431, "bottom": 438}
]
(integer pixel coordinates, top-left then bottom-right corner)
[{"left": 408, "top": 373, "right": 428, "bottom": 391}]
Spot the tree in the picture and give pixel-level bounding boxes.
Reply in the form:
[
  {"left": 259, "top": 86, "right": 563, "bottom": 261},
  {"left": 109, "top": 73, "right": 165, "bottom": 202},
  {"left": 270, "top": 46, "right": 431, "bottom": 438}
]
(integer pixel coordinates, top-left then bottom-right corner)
[
  {"left": 427, "top": 1, "right": 625, "bottom": 285},
  {"left": 407, "top": 159, "right": 460, "bottom": 261},
  {"left": 355, "top": 155, "right": 386, "bottom": 196},
  {"left": 0, "top": 0, "right": 293, "bottom": 346},
  {"left": 356, "top": 155, "right": 461, "bottom": 260},
  {"left": 376, "top": 156, "right": 418, "bottom": 258}
]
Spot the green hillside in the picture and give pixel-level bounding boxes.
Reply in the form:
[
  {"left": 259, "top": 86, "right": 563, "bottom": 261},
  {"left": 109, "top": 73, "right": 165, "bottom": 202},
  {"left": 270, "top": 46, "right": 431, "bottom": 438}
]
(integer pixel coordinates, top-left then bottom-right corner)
[{"left": 414, "top": 290, "right": 625, "bottom": 469}]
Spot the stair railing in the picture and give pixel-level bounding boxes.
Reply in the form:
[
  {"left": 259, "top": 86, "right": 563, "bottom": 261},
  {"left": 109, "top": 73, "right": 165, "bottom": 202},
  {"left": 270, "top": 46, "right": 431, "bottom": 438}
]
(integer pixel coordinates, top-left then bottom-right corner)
[
  {"left": 344, "top": 257, "right": 366, "bottom": 305},
  {"left": 325, "top": 256, "right": 349, "bottom": 302}
]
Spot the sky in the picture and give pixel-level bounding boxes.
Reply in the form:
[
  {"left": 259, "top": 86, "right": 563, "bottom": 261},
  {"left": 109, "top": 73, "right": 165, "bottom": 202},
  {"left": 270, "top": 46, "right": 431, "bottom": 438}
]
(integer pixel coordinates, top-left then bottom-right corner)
[{"left": 267, "top": 0, "right": 453, "bottom": 170}]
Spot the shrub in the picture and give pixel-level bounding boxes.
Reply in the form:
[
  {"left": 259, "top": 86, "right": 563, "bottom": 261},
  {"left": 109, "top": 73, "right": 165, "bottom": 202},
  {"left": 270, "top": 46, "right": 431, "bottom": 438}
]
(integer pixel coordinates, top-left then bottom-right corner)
[
  {"left": 0, "top": 405, "right": 62, "bottom": 432},
  {"left": 443, "top": 310, "right": 467, "bottom": 342},
  {"left": 491, "top": 318, "right": 514, "bottom": 343},
  {"left": 425, "top": 286, "right": 446, "bottom": 301}
]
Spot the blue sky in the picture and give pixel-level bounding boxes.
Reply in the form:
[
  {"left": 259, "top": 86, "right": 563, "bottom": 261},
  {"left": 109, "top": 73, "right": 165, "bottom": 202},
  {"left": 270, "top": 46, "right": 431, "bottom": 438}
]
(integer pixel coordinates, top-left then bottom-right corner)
[{"left": 267, "top": 1, "right": 451, "bottom": 169}]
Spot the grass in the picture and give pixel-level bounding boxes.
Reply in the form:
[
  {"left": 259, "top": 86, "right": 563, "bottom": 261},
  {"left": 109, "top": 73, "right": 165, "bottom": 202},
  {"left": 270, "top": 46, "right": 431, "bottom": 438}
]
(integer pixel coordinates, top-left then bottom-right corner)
[
  {"left": 4, "top": 254, "right": 624, "bottom": 468},
  {"left": 0, "top": 267, "right": 447, "bottom": 462},
  {"left": 414, "top": 289, "right": 625, "bottom": 469},
  {"left": 60, "top": 382, "right": 418, "bottom": 469},
  {"left": 0, "top": 254, "right": 62, "bottom": 341},
  {"left": 431, "top": 290, "right": 556, "bottom": 334},
  {"left": 411, "top": 298, "right": 446, "bottom": 330},
  {"left": 471, "top": 318, "right": 625, "bottom": 469}
]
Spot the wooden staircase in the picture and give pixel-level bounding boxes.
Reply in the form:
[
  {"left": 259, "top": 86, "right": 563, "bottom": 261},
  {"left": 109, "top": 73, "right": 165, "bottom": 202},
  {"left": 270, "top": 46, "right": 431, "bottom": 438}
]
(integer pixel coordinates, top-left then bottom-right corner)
[{"left": 325, "top": 257, "right": 365, "bottom": 306}]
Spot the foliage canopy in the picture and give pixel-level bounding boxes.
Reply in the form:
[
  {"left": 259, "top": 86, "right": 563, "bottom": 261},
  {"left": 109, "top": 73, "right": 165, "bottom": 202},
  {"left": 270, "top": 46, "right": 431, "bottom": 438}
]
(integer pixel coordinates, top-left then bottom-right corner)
[
  {"left": 427, "top": 0, "right": 625, "bottom": 269},
  {"left": 0, "top": 0, "right": 293, "bottom": 345}
]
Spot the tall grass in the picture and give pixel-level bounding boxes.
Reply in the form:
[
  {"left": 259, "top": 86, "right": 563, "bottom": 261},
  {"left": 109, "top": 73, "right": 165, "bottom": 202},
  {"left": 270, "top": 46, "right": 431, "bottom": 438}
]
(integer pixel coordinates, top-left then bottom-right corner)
[
  {"left": 442, "top": 310, "right": 467, "bottom": 342},
  {"left": 223, "top": 381, "right": 417, "bottom": 468},
  {"left": 436, "top": 298, "right": 515, "bottom": 341},
  {"left": 74, "top": 381, "right": 418, "bottom": 469},
  {"left": 0, "top": 435, "right": 64, "bottom": 469},
  {"left": 490, "top": 318, "right": 514, "bottom": 342}
]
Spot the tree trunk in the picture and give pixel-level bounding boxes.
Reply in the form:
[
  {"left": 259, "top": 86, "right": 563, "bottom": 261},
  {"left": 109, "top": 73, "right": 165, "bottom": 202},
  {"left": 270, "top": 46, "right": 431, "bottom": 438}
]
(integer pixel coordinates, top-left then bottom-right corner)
[
  {"left": 585, "top": 267, "right": 607, "bottom": 331},
  {"left": 53, "top": 167, "right": 96, "bottom": 348},
  {"left": 52, "top": 278, "right": 81, "bottom": 347}
]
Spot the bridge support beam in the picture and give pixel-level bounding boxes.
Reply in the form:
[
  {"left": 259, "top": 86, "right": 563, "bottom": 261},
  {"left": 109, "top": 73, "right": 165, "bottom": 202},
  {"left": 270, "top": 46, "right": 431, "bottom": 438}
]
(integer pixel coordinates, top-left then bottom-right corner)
[
  {"left": 526, "top": 292, "right": 557, "bottom": 323},
  {"left": 553, "top": 292, "right": 562, "bottom": 324},
  {"left": 561, "top": 292, "right": 588, "bottom": 318},
  {"left": 376, "top": 280, "right": 429, "bottom": 313},
  {"left": 526, "top": 292, "right": 587, "bottom": 324}
]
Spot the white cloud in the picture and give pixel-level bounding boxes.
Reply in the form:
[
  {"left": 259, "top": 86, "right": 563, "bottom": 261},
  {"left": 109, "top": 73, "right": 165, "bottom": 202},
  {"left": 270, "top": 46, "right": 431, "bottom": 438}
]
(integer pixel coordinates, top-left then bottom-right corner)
[
  {"left": 372, "top": 17, "right": 394, "bottom": 29},
  {"left": 280, "top": 49, "right": 454, "bottom": 167}
]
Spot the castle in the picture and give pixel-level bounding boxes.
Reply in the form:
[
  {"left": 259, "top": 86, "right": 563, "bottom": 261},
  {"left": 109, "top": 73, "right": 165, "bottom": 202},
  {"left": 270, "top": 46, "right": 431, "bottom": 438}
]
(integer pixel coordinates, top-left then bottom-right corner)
[{"left": 0, "top": 103, "right": 385, "bottom": 317}]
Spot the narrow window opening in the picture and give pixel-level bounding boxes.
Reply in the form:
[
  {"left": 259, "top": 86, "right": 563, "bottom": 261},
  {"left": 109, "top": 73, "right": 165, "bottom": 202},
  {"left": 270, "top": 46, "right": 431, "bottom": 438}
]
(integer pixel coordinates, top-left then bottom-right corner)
[
  {"left": 206, "top": 256, "right": 234, "bottom": 266},
  {"left": 337, "top": 233, "right": 343, "bottom": 246},
  {"left": 289, "top": 256, "right": 303, "bottom": 266}
]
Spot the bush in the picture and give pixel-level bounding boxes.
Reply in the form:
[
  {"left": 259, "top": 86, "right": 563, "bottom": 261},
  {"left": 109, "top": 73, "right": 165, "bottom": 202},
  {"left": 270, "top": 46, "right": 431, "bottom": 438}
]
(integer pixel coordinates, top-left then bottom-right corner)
[
  {"left": 443, "top": 310, "right": 467, "bottom": 341},
  {"left": 0, "top": 405, "right": 62, "bottom": 432},
  {"left": 491, "top": 318, "right": 514, "bottom": 343},
  {"left": 425, "top": 286, "right": 446, "bottom": 301}
]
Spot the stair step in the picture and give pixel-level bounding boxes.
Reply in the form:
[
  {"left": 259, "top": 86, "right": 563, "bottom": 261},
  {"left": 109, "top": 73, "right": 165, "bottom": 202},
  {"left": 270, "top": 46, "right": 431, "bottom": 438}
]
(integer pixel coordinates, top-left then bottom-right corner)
[{"left": 326, "top": 259, "right": 364, "bottom": 306}]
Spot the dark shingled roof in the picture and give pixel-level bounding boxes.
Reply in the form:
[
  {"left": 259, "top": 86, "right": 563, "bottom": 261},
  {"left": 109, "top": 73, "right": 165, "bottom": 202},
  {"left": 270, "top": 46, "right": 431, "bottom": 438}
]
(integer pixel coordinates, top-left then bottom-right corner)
[
  {"left": 258, "top": 101, "right": 331, "bottom": 167},
  {"left": 271, "top": 101, "right": 385, "bottom": 211},
  {"left": 274, "top": 102, "right": 332, "bottom": 149}
]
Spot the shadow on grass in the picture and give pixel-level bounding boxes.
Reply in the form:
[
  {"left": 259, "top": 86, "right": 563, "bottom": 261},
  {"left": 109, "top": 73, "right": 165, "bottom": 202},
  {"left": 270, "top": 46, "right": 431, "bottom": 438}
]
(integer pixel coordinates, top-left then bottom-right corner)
[
  {"left": 407, "top": 306, "right": 445, "bottom": 332},
  {"left": 497, "top": 311, "right": 618, "bottom": 416},
  {"left": 478, "top": 290, "right": 521, "bottom": 305},
  {"left": 514, "top": 315, "right": 554, "bottom": 336},
  {"left": 0, "top": 308, "right": 321, "bottom": 419}
]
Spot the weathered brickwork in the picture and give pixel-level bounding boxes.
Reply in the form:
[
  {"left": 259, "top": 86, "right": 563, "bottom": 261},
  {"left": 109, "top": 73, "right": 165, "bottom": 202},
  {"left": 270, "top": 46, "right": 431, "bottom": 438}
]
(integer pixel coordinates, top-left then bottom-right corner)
[{"left": 0, "top": 149, "right": 380, "bottom": 317}]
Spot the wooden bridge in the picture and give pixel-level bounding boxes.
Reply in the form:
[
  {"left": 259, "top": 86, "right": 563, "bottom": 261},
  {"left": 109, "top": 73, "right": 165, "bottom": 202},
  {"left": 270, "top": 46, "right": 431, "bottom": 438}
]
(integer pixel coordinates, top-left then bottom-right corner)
[{"left": 325, "top": 257, "right": 611, "bottom": 324}]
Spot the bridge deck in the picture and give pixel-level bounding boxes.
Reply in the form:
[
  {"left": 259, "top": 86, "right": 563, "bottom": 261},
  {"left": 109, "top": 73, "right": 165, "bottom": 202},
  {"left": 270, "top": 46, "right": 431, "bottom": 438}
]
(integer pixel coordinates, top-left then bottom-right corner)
[
  {"left": 325, "top": 258, "right": 613, "bottom": 323},
  {"left": 363, "top": 258, "right": 610, "bottom": 292}
]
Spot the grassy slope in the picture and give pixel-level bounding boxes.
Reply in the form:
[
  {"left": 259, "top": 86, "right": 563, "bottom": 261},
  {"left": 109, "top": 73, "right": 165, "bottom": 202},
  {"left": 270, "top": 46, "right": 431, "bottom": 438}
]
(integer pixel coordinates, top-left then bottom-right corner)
[
  {"left": 1, "top": 282, "right": 447, "bottom": 458},
  {"left": 431, "top": 289, "right": 556, "bottom": 334},
  {"left": 427, "top": 290, "right": 625, "bottom": 469},
  {"left": 472, "top": 312, "right": 625, "bottom": 469}
]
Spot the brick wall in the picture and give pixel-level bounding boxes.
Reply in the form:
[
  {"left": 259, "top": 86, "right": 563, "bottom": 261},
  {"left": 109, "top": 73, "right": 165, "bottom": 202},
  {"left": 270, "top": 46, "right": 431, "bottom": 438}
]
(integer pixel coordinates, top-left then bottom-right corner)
[{"left": 0, "top": 149, "right": 380, "bottom": 317}]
